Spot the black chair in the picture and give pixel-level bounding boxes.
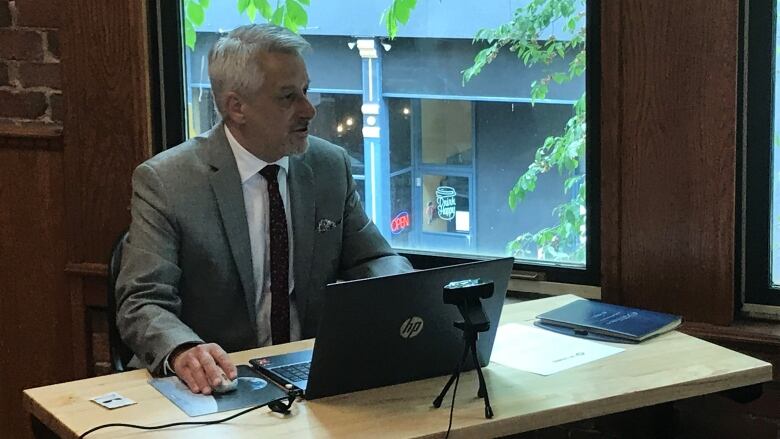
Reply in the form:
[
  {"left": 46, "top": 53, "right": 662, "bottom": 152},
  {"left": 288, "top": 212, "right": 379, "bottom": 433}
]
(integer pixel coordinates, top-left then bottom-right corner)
[{"left": 107, "top": 231, "right": 134, "bottom": 372}]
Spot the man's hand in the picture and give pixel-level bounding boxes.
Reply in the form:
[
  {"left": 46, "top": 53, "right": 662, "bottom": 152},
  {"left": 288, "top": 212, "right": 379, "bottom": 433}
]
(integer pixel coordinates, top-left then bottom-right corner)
[{"left": 171, "top": 343, "right": 238, "bottom": 394}]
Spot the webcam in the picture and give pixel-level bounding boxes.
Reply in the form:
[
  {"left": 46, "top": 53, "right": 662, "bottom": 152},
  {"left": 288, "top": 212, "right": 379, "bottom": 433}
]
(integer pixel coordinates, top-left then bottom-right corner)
[{"left": 442, "top": 278, "right": 494, "bottom": 332}]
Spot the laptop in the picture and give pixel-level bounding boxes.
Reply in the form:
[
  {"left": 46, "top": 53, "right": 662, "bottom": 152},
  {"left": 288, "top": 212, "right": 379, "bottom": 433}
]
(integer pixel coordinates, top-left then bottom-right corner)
[{"left": 249, "top": 257, "right": 514, "bottom": 399}]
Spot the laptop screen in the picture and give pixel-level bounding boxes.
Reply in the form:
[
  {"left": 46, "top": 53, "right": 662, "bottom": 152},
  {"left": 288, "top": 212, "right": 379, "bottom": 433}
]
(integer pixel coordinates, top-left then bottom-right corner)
[{"left": 304, "top": 257, "right": 514, "bottom": 399}]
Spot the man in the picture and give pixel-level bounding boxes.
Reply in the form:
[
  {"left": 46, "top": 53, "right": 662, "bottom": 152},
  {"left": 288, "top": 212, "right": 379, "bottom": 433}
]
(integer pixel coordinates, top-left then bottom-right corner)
[{"left": 116, "top": 24, "right": 412, "bottom": 395}]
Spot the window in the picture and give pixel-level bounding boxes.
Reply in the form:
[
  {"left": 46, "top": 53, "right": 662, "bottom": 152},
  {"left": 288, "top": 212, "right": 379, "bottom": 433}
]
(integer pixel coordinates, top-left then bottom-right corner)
[
  {"left": 744, "top": 0, "right": 780, "bottom": 307},
  {"left": 156, "top": 0, "right": 600, "bottom": 285}
]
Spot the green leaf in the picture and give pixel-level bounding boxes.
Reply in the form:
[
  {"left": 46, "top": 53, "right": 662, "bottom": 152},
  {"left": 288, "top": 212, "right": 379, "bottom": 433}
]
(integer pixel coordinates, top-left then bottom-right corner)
[
  {"left": 395, "top": 8, "right": 411, "bottom": 25},
  {"left": 200, "top": 0, "right": 210, "bottom": 8},
  {"left": 563, "top": 222, "right": 573, "bottom": 239},
  {"left": 382, "top": 0, "right": 418, "bottom": 38},
  {"left": 184, "top": 19, "right": 196, "bottom": 50},
  {"left": 298, "top": 0, "right": 310, "bottom": 4},
  {"left": 186, "top": 2, "right": 205, "bottom": 26},
  {"left": 286, "top": 0, "right": 308, "bottom": 27},
  {"left": 284, "top": 13, "right": 297, "bottom": 32},
  {"left": 254, "top": 0, "right": 272, "bottom": 19},
  {"left": 564, "top": 175, "right": 582, "bottom": 193},
  {"left": 382, "top": 3, "right": 398, "bottom": 38},
  {"left": 246, "top": 3, "right": 257, "bottom": 22},
  {"left": 551, "top": 72, "right": 568, "bottom": 84},
  {"left": 530, "top": 82, "right": 548, "bottom": 103},
  {"left": 564, "top": 207, "right": 577, "bottom": 225},
  {"left": 271, "top": 6, "right": 285, "bottom": 25},
  {"left": 237, "top": 0, "right": 250, "bottom": 13},
  {"left": 395, "top": 0, "right": 416, "bottom": 24},
  {"left": 384, "top": 4, "right": 398, "bottom": 38}
]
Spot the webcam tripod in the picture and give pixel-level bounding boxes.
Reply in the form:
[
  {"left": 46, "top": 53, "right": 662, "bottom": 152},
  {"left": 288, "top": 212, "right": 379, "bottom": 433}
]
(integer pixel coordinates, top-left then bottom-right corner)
[{"left": 432, "top": 304, "right": 494, "bottom": 419}]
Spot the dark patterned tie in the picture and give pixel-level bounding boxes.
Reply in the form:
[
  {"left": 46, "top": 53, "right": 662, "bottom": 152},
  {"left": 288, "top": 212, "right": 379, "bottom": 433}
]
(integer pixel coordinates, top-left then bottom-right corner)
[{"left": 259, "top": 165, "right": 290, "bottom": 344}]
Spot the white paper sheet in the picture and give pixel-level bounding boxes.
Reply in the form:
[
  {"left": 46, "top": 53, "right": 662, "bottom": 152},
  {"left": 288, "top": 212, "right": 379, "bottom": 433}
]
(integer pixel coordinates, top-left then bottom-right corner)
[
  {"left": 90, "top": 392, "right": 136, "bottom": 409},
  {"left": 490, "top": 323, "right": 624, "bottom": 375}
]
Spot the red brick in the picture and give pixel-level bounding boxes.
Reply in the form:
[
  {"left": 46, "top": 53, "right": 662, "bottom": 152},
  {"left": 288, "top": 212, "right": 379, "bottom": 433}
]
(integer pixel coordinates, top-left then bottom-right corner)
[
  {"left": 0, "top": 29, "right": 43, "bottom": 61},
  {"left": 15, "top": 0, "right": 59, "bottom": 28},
  {"left": 0, "top": 61, "right": 7, "bottom": 86},
  {"left": 0, "top": 1, "right": 11, "bottom": 28},
  {"left": 49, "top": 92, "right": 62, "bottom": 122},
  {"left": 45, "top": 30, "right": 59, "bottom": 59},
  {"left": 0, "top": 89, "right": 47, "bottom": 118},
  {"left": 18, "top": 62, "right": 60, "bottom": 88}
]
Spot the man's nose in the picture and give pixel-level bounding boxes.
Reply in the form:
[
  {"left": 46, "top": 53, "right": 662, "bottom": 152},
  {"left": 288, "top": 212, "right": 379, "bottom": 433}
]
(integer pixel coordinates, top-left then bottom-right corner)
[{"left": 298, "top": 95, "right": 316, "bottom": 120}]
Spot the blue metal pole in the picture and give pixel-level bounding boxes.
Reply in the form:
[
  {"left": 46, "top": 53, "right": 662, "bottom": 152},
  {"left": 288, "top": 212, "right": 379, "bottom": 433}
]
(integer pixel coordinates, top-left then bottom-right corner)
[{"left": 356, "top": 38, "right": 391, "bottom": 238}]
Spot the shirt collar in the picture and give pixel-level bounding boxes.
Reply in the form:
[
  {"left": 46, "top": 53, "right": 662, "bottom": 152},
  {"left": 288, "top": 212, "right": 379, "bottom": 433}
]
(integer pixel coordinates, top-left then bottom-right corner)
[{"left": 224, "top": 124, "right": 289, "bottom": 184}]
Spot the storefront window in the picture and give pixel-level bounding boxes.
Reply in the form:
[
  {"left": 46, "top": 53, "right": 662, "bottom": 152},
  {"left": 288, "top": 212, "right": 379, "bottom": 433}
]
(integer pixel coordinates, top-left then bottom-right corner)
[{"left": 177, "top": 0, "right": 590, "bottom": 271}]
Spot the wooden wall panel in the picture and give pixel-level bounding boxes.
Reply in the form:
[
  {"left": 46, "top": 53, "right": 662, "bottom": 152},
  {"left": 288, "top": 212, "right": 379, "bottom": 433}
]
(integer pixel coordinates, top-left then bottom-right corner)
[
  {"left": 60, "top": 0, "right": 150, "bottom": 278},
  {"left": 599, "top": 0, "right": 623, "bottom": 300},
  {"left": 0, "top": 145, "right": 68, "bottom": 439},
  {"left": 60, "top": 1, "right": 152, "bottom": 377},
  {"left": 600, "top": 0, "right": 737, "bottom": 324}
]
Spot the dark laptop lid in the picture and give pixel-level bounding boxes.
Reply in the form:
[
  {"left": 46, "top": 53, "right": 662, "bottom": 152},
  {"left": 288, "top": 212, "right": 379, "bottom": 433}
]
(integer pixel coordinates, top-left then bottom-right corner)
[{"left": 304, "top": 257, "right": 514, "bottom": 399}]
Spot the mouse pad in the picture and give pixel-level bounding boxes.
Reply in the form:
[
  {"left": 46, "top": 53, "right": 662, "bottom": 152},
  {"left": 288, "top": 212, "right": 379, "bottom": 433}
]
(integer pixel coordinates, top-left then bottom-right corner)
[{"left": 149, "top": 365, "right": 288, "bottom": 417}]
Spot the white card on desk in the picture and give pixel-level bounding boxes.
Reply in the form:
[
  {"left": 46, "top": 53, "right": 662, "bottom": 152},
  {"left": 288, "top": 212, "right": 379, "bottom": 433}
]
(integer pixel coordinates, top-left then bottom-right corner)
[
  {"left": 491, "top": 323, "right": 624, "bottom": 375},
  {"left": 90, "top": 392, "right": 136, "bottom": 409}
]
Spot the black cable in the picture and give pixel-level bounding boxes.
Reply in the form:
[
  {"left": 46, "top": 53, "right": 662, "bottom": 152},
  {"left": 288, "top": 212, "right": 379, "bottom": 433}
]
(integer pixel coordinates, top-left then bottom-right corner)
[
  {"left": 444, "top": 329, "right": 469, "bottom": 439},
  {"left": 78, "top": 395, "right": 295, "bottom": 438},
  {"left": 444, "top": 368, "right": 461, "bottom": 439}
]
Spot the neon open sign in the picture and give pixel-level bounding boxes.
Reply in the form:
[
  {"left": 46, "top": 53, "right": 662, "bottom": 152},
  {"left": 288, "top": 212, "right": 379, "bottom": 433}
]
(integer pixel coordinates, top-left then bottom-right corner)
[{"left": 391, "top": 211, "right": 411, "bottom": 234}]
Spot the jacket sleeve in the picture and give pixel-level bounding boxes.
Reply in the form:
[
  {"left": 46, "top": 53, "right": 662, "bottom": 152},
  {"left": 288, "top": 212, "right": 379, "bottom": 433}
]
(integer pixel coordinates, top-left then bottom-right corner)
[
  {"left": 336, "top": 149, "right": 414, "bottom": 280},
  {"left": 115, "top": 163, "right": 204, "bottom": 374}
]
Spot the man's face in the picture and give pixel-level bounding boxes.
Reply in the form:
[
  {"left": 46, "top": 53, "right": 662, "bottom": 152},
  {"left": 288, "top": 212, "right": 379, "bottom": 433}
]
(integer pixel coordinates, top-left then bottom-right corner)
[{"left": 230, "top": 51, "right": 316, "bottom": 161}]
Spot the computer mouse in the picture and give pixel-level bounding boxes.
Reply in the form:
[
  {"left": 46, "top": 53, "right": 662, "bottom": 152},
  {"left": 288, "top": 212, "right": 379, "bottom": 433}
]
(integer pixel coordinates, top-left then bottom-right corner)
[{"left": 212, "top": 375, "right": 238, "bottom": 394}]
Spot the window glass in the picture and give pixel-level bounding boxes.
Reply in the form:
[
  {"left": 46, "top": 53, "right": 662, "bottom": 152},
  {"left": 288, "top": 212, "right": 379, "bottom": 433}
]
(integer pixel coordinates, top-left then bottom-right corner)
[
  {"left": 420, "top": 100, "right": 472, "bottom": 166},
  {"left": 179, "top": 0, "right": 589, "bottom": 269},
  {"left": 422, "top": 175, "right": 470, "bottom": 234},
  {"left": 354, "top": 176, "right": 366, "bottom": 210},
  {"left": 743, "top": 0, "right": 780, "bottom": 306},
  {"left": 307, "top": 93, "right": 365, "bottom": 176},
  {"left": 390, "top": 172, "right": 413, "bottom": 247},
  {"left": 387, "top": 98, "right": 412, "bottom": 172}
]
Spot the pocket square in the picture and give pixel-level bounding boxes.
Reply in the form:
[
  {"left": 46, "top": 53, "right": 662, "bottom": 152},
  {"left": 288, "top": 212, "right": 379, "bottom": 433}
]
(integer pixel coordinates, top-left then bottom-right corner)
[{"left": 316, "top": 218, "right": 341, "bottom": 233}]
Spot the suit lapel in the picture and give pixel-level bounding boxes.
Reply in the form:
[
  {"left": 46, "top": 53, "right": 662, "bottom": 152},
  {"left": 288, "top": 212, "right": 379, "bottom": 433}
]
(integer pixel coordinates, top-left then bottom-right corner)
[
  {"left": 289, "top": 154, "right": 315, "bottom": 320},
  {"left": 204, "top": 125, "right": 257, "bottom": 328}
]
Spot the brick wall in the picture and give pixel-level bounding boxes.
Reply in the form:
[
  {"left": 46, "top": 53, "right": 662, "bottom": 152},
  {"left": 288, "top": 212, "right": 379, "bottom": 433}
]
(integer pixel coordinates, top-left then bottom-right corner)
[{"left": 0, "top": 0, "right": 61, "bottom": 133}]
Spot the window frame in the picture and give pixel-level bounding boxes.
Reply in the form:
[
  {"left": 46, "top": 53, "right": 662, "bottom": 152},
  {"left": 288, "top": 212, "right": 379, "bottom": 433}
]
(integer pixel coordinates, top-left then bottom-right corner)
[
  {"left": 150, "top": 0, "right": 187, "bottom": 150},
  {"left": 743, "top": 0, "right": 780, "bottom": 307},
  {"left": 150, "top": 0, "right": 602, "bottom": 288}
]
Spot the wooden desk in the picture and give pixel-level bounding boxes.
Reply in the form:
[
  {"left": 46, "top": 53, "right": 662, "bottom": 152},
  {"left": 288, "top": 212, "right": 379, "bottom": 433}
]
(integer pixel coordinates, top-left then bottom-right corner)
[{"left": 24, "top": 295, "right": 773, "bottom": 438}]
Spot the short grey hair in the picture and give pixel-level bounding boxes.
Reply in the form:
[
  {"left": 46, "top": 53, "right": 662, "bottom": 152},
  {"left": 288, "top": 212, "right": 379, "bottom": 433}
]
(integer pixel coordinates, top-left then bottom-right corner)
[{"left": 208, "top": 24, "right": 311, "bottom": 116}]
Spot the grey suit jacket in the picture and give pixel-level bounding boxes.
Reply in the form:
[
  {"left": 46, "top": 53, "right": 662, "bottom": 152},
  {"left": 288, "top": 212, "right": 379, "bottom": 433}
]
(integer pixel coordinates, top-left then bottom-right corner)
[{"left": 116, "top": 124, "right": 412, "bottom": 373}]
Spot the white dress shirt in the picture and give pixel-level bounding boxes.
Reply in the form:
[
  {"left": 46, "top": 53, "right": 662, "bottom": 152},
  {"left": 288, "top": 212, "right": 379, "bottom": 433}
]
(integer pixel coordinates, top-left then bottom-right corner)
[{"left": 225, "top": 125, "right": 301, "bottom": 346}]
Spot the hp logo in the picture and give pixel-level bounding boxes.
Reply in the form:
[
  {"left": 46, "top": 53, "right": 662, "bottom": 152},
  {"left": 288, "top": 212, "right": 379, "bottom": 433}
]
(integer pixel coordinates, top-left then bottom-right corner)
[{"left": 400, "top": 317, "right": 424, "bottom": 339}]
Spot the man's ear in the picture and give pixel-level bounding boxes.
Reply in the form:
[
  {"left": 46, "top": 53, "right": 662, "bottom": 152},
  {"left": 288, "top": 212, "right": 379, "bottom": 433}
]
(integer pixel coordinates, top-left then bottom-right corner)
[{"left": 223, "top": 91, "right": 245, "bottom": 125}]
